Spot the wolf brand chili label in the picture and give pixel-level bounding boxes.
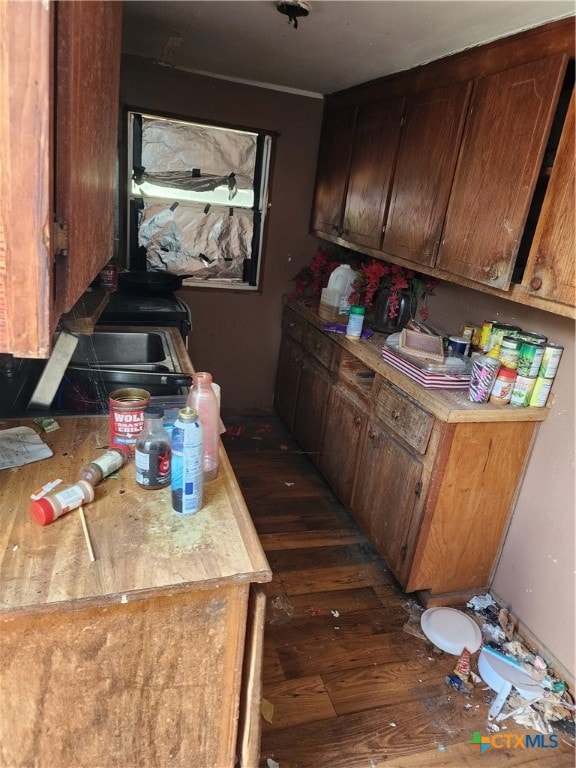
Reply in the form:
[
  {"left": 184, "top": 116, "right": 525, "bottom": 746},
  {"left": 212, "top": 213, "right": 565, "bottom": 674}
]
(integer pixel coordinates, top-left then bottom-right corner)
[{"left": 109, "top": 388, "right": 151, "bottom": 455}]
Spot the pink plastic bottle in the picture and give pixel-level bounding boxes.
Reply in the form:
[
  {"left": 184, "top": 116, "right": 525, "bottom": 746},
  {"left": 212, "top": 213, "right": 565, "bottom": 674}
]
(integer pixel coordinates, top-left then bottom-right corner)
[{"left": 186, "top": 372, "right": 220, "bottom": 482}]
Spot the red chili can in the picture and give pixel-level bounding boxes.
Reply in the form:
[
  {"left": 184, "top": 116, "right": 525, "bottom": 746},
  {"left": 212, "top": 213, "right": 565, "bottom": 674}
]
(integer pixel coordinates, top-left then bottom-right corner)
[
  {"left": 99, "top": 264, "right": 118, "bottom": 292},
  {"left": 109, "top": 388, "right": 150, "bottom": 455}
]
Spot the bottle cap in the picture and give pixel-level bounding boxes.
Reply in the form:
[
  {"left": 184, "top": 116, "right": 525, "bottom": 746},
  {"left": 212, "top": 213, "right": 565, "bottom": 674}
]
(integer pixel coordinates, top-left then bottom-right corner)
[
  {"left": 30, "top": 498, "right": 55, "bottom": 525},
  {"left": 349, "top": 305, "right": 365, "bottom": 316},
  {"left": 144, "top": 405, "right": 164, "bottom": 418}
]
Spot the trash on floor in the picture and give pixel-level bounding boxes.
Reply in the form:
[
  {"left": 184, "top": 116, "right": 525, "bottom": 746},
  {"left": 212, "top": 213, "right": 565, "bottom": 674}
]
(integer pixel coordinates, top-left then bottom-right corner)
[
  {"left": 420, "top": 607, "right": 482, "bottom": 654},
  {"left": 261, "top": 698, "right": 274, "bottom": 724},
  {"left": 269, "top": 594, "right": 294, "bottom": 625},
  {"left": 266, "top": 758, "right": 280, "bottom": 768}
]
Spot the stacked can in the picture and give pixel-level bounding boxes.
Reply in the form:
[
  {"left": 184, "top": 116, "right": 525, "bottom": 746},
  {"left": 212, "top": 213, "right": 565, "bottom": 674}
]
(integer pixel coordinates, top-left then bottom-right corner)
[
  {"left": 511, "top": 333, "right": 547, "bottom": 407},
  {"left": 529, "top": 343, "right": 563, "bottom": 408},
  {"left": 468, "top": 356, "right": 500, "bottom": 403}
]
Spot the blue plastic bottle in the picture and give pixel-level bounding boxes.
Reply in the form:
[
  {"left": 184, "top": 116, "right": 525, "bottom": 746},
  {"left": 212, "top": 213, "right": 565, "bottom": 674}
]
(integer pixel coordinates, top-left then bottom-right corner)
[{"left": 171, "top": 407, "right": 203, "bottom": 515}]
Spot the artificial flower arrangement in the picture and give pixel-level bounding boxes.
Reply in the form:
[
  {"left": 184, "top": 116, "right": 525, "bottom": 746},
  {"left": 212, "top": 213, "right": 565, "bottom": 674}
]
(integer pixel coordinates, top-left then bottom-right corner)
[{"left": 292, "top": 246, "right": 437, "bottom": 321}]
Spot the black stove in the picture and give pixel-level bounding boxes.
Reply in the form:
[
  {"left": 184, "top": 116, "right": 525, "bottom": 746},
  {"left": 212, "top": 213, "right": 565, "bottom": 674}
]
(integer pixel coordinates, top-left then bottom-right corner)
[{"left": 97, "top": 292, "right": 191, "bottom": 340}]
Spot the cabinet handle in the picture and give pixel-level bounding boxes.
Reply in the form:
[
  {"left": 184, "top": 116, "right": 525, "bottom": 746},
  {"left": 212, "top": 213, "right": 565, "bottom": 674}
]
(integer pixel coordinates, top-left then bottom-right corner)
[
  {"left": 368, "top": 429, "right": 376, "bottom": 440},
  {"left": 400, "top": 545, "right": 408, "bottom": 560},
  {"left": 488, "top": 266, "right": 500, "bottom": 281},
  {"left": 354, "top": 416, "right": 362, "bottom": 427},
  {"left": 391, "top": 409, "right": 400, "bottom": 420},
  {"left": 530, "top": 277, "right": 543, "bottom": 291}
]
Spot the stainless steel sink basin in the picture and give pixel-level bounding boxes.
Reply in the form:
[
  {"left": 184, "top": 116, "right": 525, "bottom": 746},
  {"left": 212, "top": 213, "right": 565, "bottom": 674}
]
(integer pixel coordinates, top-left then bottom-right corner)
[{"left": 71, "top": 331, "right": 168, "bottom": 365}]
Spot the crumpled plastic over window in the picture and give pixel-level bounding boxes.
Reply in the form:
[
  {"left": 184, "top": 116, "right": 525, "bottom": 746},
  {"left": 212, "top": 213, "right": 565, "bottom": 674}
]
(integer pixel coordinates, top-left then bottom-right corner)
[
  {"left": 140, "top": 201, "right": 251, "bottom": 280},
  {"left": 137, "top": 118, "right": 257, "bottom": 280}
]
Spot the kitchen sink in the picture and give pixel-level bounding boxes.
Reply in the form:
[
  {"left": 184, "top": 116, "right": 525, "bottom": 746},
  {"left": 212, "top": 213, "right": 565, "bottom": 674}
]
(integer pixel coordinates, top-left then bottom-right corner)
[
  {"left": 70, "top": 331, "right": 168, "bottom": 365},
  {"left": 0, "top": 330, "right": 191, "bottom": 417}
]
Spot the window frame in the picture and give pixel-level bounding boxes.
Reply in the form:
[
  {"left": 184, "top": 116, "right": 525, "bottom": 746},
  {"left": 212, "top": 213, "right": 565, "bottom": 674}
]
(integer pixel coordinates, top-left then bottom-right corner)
[{"left": 122, "top": 107, "right": 274, "bottom": 291}]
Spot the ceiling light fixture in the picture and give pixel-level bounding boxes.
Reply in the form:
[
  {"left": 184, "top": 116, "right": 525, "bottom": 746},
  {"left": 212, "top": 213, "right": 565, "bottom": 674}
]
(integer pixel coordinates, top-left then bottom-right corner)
[{"left": 277, "top": 0, "right": 311, "bottom": 30}]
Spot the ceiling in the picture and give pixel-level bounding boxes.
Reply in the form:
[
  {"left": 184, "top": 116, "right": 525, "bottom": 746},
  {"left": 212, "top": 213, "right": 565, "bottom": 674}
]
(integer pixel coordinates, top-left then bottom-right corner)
[{"left": 122, "top": 1, "right": 575, "bottom": 97}]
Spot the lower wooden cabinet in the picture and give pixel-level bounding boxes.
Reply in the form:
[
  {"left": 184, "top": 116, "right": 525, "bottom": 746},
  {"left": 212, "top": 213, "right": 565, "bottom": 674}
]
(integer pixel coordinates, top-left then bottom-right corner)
[
  {"left": 319, "top": 385, "right": 368, "bottom": 508},
  {"left": 275, "top": 302, "right": 545, "bottom": 605},
  {"left": 352, "top": 418, "right": 424, "bottom": 586}
]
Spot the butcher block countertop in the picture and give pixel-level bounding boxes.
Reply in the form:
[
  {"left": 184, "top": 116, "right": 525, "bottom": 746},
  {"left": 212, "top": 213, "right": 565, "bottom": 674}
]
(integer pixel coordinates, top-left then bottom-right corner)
[
  {"left": 0, "top": 417, "right": 271, "bottom": 618},
  {"left": 288, "top": 299, "right": 550, "bottom": 425}
]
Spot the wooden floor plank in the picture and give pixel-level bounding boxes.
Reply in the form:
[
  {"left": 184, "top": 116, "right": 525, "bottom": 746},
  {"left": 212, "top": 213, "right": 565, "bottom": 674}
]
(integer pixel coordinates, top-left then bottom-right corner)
[
  {"left": 276, "top": 630, "right": 426, "bottom": 679},
  {"left": 260, "top": 675, "right": 337, "bottom": 732},
  {"left": 259, "top": 529, "right": 364, "bottom": 551},
  {"left": 279, "top": 561, "right": 395, "bottom": 596},
  {"left": 223, "top": 417, "right": 574, "bottom": 768}
]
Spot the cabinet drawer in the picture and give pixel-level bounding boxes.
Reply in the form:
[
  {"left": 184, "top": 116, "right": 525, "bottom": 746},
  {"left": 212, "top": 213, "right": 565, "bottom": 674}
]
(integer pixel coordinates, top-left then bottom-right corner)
[
  {"left": 374, "top": 381, "right": 434, "bottom": 454},
  {"left": 281, "top": 306, "right": 308, "bottom": 344},
  {"left": 304, "top": 325, "right": 338, "bottom": 370}
]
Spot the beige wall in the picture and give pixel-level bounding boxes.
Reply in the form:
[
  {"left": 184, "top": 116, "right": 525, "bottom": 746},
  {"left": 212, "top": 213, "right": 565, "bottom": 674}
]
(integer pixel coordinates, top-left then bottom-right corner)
[
  {"left": 121, "top": 56, "right": 324, "bottom": 414},
  {"left": 426, "top": 283, "right": 575, "bottom": 677},
  {"left": 121, "top": 58, "right": 575, "bottom": 677}
]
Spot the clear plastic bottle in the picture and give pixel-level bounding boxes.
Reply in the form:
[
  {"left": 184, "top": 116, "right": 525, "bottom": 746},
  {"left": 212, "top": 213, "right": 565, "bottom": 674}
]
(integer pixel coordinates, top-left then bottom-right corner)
[
  {"left": 135, "top": 406, "right": 172, "bottom": 490},
  {"left": 78, "top": 448, "right": 128, "bottom": 486},
  {"left": 186, "top": 372, "right": 220, "bottom": 482}
]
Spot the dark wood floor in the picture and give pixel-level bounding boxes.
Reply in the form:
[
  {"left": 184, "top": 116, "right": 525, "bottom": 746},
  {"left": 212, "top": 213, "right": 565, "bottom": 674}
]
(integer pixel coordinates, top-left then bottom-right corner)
[{"left": 222, "top": 416, "right": 575, "bottom": 768}]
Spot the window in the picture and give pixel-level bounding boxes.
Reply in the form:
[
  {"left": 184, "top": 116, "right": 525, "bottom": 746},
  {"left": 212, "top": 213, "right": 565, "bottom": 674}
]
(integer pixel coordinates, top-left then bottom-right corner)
[{"left": 126, "top": 111, "right": 273, "bottom": 289}]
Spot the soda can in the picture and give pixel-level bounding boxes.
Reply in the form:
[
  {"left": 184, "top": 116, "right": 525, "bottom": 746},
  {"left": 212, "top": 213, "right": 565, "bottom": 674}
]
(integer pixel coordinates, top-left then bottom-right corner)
[
  {"left": 468, "top": 356, "right": 500, "bottom": 403},
  {"left": 517, "top": 341, "right": 545, "bottom": 377},
  {"left": 538, "top": 343, "right": 563, "bottom": 379},
  {"left": 529, "top": 377, "right": 553, "bottom": 408},
  {"left": 171, "top": 407, "right": 204, "bottom": 515},
  {"left": 510, "top": 375, "right": 537, "bottom": 407}
]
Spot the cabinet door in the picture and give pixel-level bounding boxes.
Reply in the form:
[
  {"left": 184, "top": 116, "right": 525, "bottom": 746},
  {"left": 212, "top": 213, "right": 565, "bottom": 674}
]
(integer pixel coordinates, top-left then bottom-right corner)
[
  {"left": 436, "top": 56, "right": 567, "bottom": 290},
  {"left": 274, "top": 335, "right": 303, "bottom": 429},
  {"left": 54, "top": 1, "right": 122, "bottom": 317},
  {"left": 342, "top": 98, "right": 404, "bottom": 250},
  {"left": 522, "top": 88, "right": 575, "bottom": 307},
  {"left": 310, "top": 105, "right": 356, "bottom": 237},
  {"left": 382, "top": 82, "right": 471, "bottom": 267},
  {"left": 293, "top": 355, "right": 331, "bottom": 466},
  {"left": 352, "top": 421, "right": 423, "bottom": 586},
  {"left": 0, "top": 0, "right": 121, "bottom": 357},
  {"left": 319, "top": 386, "right": 368, "bottom": 507}
]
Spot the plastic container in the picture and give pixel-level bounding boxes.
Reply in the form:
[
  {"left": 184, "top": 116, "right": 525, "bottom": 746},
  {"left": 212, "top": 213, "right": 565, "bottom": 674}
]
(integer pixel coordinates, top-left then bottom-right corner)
[
  {"left": 79, "top": 448, "right": 128, "bottom": 486},
  {"left": 186, "top": 372, "right": 220, "bottom": 482},
  {"left": 489, "top": 367, "right": 517, "bottom": 405},
  {"left": 135, "top": 406, "right": 172, "bottom": 490},
  {"left": 346, "top": 305, "right": 365, "bottom": 339},
  {"left": 171, "top": 407, "right": 203, "bottom": 515},
  {"left": 30, "top": 480, "right": 94, "bottom": 525},
  {"left": 327, "top": 264, "right": 357, "bottom": 317},
  {"left": 319, "top": 288, "right": 341, "bottom": 321}
]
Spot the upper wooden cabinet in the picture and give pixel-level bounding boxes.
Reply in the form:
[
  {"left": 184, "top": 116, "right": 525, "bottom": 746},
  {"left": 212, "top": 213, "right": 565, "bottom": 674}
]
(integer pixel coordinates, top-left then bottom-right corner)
[
  {"left": 342, "top": 98, "right": 404, "bottom": 250},
  {"left": 310, "top": 104, "right": 356, "bottom": 238},
  {"left": 311, "top": 98, "right": 404, "bottom": 250},
  {"left": 521, "top": 89, "right": 575, "bottom": 306},
  {"left": 436, "top": 56, "right": 566, "bottom": 290},
  {"left": 310, "top": 18, "right": 575, "bottom": 317},
  {"left": 0, "top": 0, "right": 122, "bottom": 358},
  {"left": 382, "top": 82, "right": 471, "bottom": 267}
]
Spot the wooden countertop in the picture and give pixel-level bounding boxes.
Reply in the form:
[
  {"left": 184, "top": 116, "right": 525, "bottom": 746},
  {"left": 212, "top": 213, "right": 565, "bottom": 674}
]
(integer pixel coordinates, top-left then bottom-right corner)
[
  {"left": 288, "top": 299, "right": 550, "bottom": 424},
  {"left": 0, "top": 324, "right": 271, "bottom": 618}
]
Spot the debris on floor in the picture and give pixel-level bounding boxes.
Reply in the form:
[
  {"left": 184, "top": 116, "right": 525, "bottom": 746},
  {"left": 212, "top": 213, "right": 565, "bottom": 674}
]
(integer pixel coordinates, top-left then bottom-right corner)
[
  {"left": 266, "top": 758, "right": 279, "bottom": 768},
  {"left": 269, "top": 594, "right": 294, "bottom": 625},
  {"left": 261, "top": 698, "right": 274, "bottom": 724}
]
